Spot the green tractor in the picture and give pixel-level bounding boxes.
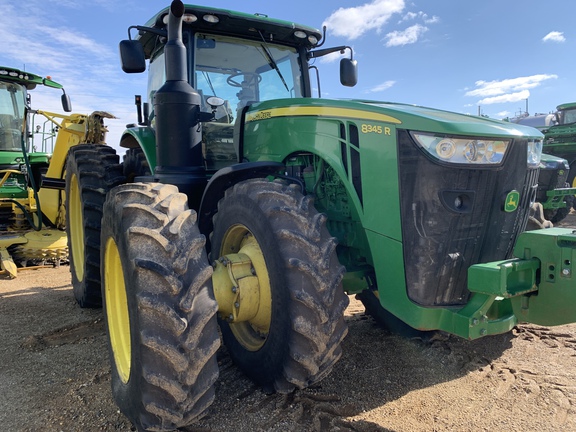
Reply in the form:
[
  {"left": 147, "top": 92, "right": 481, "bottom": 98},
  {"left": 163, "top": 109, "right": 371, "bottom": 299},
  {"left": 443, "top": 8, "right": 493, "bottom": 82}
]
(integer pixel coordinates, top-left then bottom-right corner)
[
  {"left": 65, "top": 2, "right": 576, "bottom": 430},
  {"left": 532, "top": 153, "right": 574, "bottom": 225}
]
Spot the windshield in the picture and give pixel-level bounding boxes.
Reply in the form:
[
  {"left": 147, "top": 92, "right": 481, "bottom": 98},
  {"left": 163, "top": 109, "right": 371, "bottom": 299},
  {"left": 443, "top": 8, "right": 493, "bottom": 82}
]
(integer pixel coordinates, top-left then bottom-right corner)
[
  {"left": 558, "top": 108, "right": 576, "bottom": 126},
  {"left": 194, "top": 33, "right": 303, "bottom": 121},
  {"left": 0, "top": 81, "right": 26, "bottom": 151}
]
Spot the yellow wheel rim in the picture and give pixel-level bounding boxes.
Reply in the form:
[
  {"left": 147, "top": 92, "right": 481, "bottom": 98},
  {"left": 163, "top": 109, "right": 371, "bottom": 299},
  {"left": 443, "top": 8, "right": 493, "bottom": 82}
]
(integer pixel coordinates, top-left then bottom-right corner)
[
  {"left": 219, "top": 224, "right": 272, "bottom": 351},
  {"left": 69, "top": 173, "right": 85, "bottom": 281},
  {"left": 104, "top": 237, "right": 131, "bottom": 384}
]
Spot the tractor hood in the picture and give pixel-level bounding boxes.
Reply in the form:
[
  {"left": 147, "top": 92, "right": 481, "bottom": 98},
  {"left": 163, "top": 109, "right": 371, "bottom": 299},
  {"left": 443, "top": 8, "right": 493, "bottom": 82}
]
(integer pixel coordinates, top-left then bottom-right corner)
[{"left": 245, "top": 98, "right": 544, "bottom": 140}]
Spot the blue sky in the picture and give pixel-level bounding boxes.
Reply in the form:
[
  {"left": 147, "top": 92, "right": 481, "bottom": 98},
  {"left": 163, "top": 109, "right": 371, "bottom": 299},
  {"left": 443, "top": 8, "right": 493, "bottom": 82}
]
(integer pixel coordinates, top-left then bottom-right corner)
[{"left": 1, "top": 0, "right": 574, "bottom": 153}]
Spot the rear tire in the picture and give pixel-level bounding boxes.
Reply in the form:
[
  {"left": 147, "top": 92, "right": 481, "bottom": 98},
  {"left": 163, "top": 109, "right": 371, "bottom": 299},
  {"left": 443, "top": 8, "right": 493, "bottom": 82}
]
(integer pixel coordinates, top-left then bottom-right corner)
[
  {"left": 211, "top": 179, "right": 349, "bottom": 393},
  {"left": 101, "top": 183, "right": 220, "bottom": 431},
  {"left": 65, "top": 144, "right": 124, "bottom": 307},
  {"left": 123, "top": 147, "right": 151, "bottom": 182}
]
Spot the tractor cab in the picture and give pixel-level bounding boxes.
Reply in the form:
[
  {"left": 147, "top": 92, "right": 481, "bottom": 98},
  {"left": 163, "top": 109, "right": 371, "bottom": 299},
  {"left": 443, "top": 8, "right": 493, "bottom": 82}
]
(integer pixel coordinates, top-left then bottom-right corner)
[
  {"left": 0, "top": 79, "right": 26, "bottom": 153},
  {"left": 556, "top": 102, "right": 576, "bottom": 126},
  {"left": 120, "top": 4, "right": 356, "bottom": 172}
]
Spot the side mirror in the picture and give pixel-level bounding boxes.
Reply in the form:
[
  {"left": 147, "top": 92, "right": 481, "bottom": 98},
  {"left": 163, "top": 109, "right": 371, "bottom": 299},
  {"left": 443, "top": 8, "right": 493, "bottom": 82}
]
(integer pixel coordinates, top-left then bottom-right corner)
[
  {"left": 61, "top": 94, "right": 72, "bottom": 112},
  {"left": 340, "top": 58, "right": 358, "bottom": 87},
  {"left": 119, "top": 40, "right": 146, "bottom": 73}
]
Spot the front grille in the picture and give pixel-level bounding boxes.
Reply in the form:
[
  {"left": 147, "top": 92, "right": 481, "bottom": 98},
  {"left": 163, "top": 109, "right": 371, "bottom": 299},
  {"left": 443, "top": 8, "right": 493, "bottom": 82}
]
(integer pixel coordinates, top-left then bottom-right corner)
[{"left": 397, "top": 130, "right": 537, "bottom": 306}]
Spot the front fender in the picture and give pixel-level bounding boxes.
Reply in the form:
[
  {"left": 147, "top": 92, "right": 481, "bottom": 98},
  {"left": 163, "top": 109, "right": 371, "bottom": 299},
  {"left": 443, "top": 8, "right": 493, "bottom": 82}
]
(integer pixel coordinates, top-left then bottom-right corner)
[
  {"left": 198, "top": 161, "right": 284, "bottom": 243},
  {"left": 120, "top": 126, "right": 157, "bottom": 170}
]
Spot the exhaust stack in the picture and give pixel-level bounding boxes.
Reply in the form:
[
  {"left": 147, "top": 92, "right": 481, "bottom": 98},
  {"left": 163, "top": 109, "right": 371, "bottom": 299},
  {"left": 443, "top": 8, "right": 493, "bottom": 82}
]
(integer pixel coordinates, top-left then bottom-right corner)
[{"left": 153, "top": 0, "right": 206, "bottom": 208}]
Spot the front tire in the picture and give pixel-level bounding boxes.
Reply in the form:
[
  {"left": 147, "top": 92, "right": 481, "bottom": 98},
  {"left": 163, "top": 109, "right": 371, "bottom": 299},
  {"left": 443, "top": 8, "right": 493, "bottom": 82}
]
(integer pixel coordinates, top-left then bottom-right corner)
[
  {"left": 65, "top": 144, "right": 124, "bottom": 307},
  {"left": 101, "top": 183, "right": 220, "bottom": 431},
  {"left": 211, "top": 179, "right": 349, "bottom": 393}
]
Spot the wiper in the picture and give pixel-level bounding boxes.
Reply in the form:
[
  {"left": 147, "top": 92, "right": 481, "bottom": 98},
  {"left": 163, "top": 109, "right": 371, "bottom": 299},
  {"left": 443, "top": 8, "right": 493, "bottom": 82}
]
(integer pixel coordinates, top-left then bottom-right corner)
[{"left": 257, "top": 30, "right": 289, "bottom": 92}]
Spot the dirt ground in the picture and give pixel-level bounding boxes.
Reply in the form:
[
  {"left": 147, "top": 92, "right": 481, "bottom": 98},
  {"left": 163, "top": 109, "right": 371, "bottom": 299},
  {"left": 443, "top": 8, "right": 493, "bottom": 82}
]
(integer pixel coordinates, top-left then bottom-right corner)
[{"left": 1, "top": 213, "right": 576, "bottom": 432}]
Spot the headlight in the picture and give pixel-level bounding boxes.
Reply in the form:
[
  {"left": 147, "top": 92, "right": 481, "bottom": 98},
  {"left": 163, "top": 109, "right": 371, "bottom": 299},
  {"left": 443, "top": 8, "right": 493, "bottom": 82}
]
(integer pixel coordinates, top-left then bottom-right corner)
[
  {"left": 411, "top": 132, "right": 510, "bottom": 165},
  {"left": 527, "top": 139, "right": 543, "bottom": 168}
]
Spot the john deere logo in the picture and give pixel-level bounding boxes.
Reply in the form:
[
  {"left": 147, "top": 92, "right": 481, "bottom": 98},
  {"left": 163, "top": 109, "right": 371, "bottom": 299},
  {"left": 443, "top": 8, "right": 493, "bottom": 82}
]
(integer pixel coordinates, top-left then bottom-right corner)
[{"left": 504, "top": 190, "right": 520, "bottom": 212}]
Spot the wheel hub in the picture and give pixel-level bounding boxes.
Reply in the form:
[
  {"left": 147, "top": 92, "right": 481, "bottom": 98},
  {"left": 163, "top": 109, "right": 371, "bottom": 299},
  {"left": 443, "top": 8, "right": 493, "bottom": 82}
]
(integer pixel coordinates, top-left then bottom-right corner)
[{"left": 212, "top": 228, "right": 272, "bottom": 350}]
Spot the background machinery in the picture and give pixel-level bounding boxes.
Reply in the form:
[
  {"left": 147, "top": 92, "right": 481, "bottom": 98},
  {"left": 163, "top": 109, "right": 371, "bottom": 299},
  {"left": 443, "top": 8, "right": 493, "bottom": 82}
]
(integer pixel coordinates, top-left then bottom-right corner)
[
  {"left": 0, "top": 66, "right": 115, "bottom": 278},
  {"left": 0, "top": 67, "right": 75, "bottom": 277},
  {"left": 65, "top": 2, "right": 576, "bottom": 430},
  {"left": 511, "top": 106, "right": 576, "bottom": 224}
]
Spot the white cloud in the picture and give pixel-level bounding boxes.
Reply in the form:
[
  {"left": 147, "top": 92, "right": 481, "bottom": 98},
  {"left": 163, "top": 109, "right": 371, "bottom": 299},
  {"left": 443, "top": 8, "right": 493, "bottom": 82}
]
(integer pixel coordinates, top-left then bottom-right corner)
[
  {"left": 323, "top": 0, "right": 405, "bottom": 40},
  {"left": 423, "top": 15, "right": 440, "bottom": 24},
  {"left": 400, "top": 12, "right": 418, "bottom": 22},
  {"left": 0, "top": 0, "right": 142, "bottom": 152},
  {"left": 384, "top": 24, "right": 428, "bottom": 47},
  {"left": 465, "top": 74, "right": 558, "bottom": 99},
  {"left": 400, "top": 11, "right": 439, "bottom": 24},
  {"left": 477, "top": 90, "right": 530, "bottom": 106},
  {"left": 368, "top": 80, "right": 396, "bottom": 92},
  {"left": 542, "top": 31, "right": 566, "bottom": 43}
]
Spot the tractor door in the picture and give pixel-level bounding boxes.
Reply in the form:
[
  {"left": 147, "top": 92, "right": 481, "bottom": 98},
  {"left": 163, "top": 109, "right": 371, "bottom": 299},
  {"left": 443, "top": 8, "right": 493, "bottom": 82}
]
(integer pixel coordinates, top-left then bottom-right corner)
[{"left": 193, "top": 33, "right": 304, "bottom": 170}]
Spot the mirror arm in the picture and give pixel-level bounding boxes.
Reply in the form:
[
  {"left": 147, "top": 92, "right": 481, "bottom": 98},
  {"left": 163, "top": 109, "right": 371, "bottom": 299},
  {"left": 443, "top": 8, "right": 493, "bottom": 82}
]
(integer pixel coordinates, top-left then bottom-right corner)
[{"left": 308, "top": 45, "right": 353, "bottom": 60}]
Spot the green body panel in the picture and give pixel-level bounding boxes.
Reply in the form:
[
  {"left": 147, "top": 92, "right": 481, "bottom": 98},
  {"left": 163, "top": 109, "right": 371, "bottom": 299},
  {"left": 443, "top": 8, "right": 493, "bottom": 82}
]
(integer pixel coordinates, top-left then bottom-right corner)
[
  {"left": 241, "top": 99, "right": 404, "bottom": 262},
  {"left": 0, "top": 150, "right": 24, "bottom": 165},
  {"left": 1, "top": 150, "right": 27, "bottom": 199}
]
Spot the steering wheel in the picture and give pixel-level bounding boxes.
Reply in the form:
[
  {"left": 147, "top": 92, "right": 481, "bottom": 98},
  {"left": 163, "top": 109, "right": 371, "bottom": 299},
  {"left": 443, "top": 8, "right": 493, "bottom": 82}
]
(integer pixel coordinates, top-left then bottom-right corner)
[{"left": 226, "top": 72, "right": 262, "bottom": 88}]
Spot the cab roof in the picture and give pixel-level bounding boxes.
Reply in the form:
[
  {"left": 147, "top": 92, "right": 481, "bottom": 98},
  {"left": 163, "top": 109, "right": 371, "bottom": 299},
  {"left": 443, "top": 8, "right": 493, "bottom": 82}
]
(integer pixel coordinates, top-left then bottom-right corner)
[
  {"left": 0, "top": 66, "right": 63, "bottom": 90},
  {"left": 137, "top": 3, "right": 323, "bottom": 58}
]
